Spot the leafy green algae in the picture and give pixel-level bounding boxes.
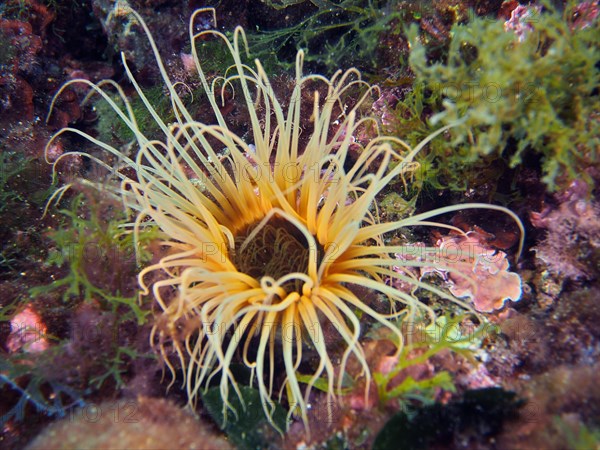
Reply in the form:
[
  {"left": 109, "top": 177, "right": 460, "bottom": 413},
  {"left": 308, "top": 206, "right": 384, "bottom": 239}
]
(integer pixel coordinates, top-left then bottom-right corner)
[{"left": 407, "top": 1, "right": 599, "bottom": 191}]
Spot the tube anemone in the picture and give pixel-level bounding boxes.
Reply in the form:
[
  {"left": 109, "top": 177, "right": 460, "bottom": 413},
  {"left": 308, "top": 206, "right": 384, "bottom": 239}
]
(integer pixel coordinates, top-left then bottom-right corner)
[{"left": 46, "top": 9, "right": 523, "bottom": 431}]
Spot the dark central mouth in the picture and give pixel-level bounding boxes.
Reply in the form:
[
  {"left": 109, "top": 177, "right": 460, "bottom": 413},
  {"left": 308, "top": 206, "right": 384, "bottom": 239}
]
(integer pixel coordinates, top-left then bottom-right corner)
[{"left": 231, "top": 216, "right": 323, "bottom": 291}]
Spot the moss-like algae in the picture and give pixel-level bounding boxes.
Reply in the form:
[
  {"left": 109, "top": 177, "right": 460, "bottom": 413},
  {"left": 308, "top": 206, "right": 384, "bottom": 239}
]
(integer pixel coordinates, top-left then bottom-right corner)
[
  {"left": 31, "top": 194, "right": 157, "bottom": 324},
  {"left": 406, "top": 0, "right": 599, "bottom": 191},
  {"left": 245, "top": 0, "right": 407, "bottom": 73}
]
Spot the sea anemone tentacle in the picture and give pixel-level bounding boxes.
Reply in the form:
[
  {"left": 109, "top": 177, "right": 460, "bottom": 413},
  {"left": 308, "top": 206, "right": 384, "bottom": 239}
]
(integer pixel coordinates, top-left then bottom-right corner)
[{"left": 45, "top": 7, "right": 524, "bottom": 433}]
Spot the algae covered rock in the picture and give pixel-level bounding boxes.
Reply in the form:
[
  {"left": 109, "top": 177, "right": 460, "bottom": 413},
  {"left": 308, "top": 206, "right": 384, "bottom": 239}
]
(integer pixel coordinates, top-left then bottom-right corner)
[{"left": 26, "top": 397, "right": 232, "bottom": 450}]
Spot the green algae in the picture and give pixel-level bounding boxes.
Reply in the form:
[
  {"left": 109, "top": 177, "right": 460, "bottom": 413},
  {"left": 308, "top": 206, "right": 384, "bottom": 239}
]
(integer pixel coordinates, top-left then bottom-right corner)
[
  {"left": 245, "top": 0, "right": 405, "bottom": 72},
  {"left": 31, "top": 194, "right": 157, "bottom": 324},
  {"left": 406, "top": 1, "right": 600, "bottom": 191},
  {"left": 372, "top": 315, "right": 484, "bottom": 407}
]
